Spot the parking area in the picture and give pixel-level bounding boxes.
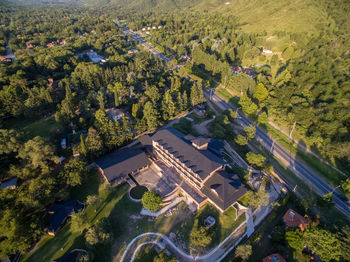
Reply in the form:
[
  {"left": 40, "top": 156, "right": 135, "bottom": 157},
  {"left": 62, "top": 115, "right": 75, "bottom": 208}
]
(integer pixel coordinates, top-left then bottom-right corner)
[{"left": 133, "top": 164, "right": 177, "bottom": 198}]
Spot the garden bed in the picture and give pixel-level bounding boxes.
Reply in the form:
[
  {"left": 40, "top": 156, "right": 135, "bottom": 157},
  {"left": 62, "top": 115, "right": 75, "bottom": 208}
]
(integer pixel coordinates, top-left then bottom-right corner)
[{"left": 130, "top": 186, "right": 148, "bottom": 200}]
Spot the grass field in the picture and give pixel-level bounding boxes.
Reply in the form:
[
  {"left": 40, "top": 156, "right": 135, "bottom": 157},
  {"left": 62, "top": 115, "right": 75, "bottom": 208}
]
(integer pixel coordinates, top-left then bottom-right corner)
[
  {"left": 215, "top": 88, "right": 240, "bottom": 108},
  {"left": 7, "top": 115, "right": 62, "bottom": 140}
]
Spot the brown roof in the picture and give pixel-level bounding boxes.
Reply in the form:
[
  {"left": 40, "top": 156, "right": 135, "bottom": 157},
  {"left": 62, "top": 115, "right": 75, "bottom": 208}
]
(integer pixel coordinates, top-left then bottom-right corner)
[
  {"left": 283, "top": 208, "right": 308, "bottom": 230},
  {"left": 201, "top": 171, "right": 247, "bottom": 211},
  {"left": 151, "top": 128, "right": 225, "bottom": 181},
  {"left": 262, "top": 253, "right": 286, "bottom": 262}
]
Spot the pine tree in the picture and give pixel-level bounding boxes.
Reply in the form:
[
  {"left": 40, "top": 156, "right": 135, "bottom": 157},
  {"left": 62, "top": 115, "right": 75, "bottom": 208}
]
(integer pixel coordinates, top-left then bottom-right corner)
[
  {"left": 80, "top": 134, "right": 87, "bottom": 157},
  {"left": 114, "top": 88, "right": 119, "bottom": 108}
]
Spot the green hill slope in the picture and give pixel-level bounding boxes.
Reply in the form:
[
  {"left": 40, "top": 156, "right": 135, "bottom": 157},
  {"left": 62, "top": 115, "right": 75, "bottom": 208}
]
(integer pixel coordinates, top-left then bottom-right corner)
[
  {"left": 192, "top": 0, "right": 332, "bottom": 34},
  {"left": 103, "top": 0, "right": 334, "bottom": 34}
]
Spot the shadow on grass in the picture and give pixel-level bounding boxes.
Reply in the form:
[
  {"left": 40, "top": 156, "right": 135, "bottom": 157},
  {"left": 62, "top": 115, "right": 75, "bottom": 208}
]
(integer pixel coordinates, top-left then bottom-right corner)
[{"left": 70, "top": 170, "right": 101, "bottom": 202}]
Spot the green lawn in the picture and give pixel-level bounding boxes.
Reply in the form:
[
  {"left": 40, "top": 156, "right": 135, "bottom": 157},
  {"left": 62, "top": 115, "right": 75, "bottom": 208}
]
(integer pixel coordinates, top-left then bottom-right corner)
[
  {"left": 186, "top": 112, "right": 210, "bottom": 125},
  {"left": 215, "top": 88, "right": 240, "bottom": 108},
  {"left": 7, "top": 115, "right": 62, "bottom": 140}
]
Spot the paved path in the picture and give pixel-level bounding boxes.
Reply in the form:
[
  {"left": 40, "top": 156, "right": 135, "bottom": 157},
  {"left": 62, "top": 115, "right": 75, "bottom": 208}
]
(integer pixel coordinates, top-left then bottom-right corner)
[
  {"left": 205, "top": 90, "right": 350, "bottom": 219},
  {"left": 193, "top": 118, "right": 213, "bottom": 135},
  {"left": 140, "top": 197, "right": 185, "bottom": 217},
  {"left": 121, "top": 219, "right": 247, "bottom": 262}
]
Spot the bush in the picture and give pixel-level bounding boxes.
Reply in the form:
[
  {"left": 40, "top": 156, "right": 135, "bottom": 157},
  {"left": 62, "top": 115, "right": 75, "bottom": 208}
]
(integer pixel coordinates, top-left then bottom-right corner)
[
  {"left": 190, "top": 219, "right": 212, "bottom": 248},
  {"left": 85, "top": 218, "right": 113, "bottom": 246},
  {"left": 142, "top": 190, "right": 162, "bottom": 212}
]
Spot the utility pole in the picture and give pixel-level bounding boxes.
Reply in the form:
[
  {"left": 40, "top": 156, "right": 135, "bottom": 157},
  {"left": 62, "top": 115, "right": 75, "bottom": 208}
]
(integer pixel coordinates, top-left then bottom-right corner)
[{"left": 289, "top": 121, "right": 296, "bottom": 140}]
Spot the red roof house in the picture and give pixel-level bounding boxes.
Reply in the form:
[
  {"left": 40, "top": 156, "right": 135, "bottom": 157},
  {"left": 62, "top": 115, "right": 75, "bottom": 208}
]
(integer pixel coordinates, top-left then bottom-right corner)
[
  {"left": 283, "top": 208, "right": 308, "bottom": 231},
  {"left": 262, "top": 253, "right": 286, "bottom": 262}
]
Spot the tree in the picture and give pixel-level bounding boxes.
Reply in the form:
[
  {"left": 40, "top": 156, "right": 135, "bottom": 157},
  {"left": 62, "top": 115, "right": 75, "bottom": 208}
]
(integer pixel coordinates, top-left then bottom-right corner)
[
  {"left": 235, "top": 135, "right": 248, "bottom": 146},
  {"left": 243, "top": 188, "right": 269, "bottom": 209},
  {"left": 304, "top": 228, "right": 342, "bottom": 262},
  {"left": 80, "top": 134, "right": 87, "bottom": 157},
  {"left": 341, "top": 179, "right": 350, "bottom": 194},
  {"left": 55, "top": 85, "right": 75, "bottom": 125},
  {"left": 162, "top": 90, "right": 176, "bottom": 120},
  {"left": 97, "top": 91, "right": 105, "bottom": 110},
  {"left": 143, "top": 101, "right": 160, "bottom": 130},
  {"left": 253, "top": 83, "right": 269, "bottom": 103},
  {"left": 86, "top": 195, "right": 103, "bottom": 212},
  {"left": 85, "top": 218, "right": 113, "bottom": 246},
  {"left": 246, "top": 152, "right": 266, "bottom": 168},
  {"left": 132, "top": 103, "right": 140, "bottom": 119},
  {"left": 17, "top": 136, "right": 58, "bottom": 173},
  {"left": 282, "top": 46, "right": 294, "bottom": 60},
  {"left": 244, "top": 124, "right": 256, "bottom": 139},
  {"left": 285, "top": 228, "right": 304, "bottom": 251},
  {"left": 60, "top": 158, "right": 87, "bottom": 187},
  {"left": 71, "top": 211, "right": 88, "bottom": 233},
  {"left": 227, "top": 109, "right": 238, "bottom": 121},
  {"left": 239, "top": 94, "right": 257, "bottom": 116},
  {"left": 154, "top": 251, "right": 176, "bottom": 262},
  {"left": 94, "top": 109, "right": 120, "bottom": 150},
  {"left": 113, "top": 87, "right": 119, "bottom": 108},
  {"left": 145, "top": 85, "right": 161, "bottom": 105},
  {"left": 235, "top": 244, "right": 252, "bottom": 260},
  {"left": 190, "top": 219, "right": 212, "bottom": 248},
  {"left": 85, "top": 128, "right": 103, "bottom": 158},
  {"left": 258, "top": 112, "right": 268, "bottom": 125},
  {"left": 141, "top": 190, "right": 162, "bottom": 212},
  {"left": 190, "top": 81, "right": 204, "bottom": 106},
  {"left": 0, "top": 129, "right": 21, "bottom": 155}
]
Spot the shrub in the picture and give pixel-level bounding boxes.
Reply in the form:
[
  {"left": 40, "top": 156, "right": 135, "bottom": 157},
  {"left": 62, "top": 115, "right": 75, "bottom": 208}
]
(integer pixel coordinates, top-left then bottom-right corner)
[{"left": 142, "top": 190, "right": 162, "bottom": 212}]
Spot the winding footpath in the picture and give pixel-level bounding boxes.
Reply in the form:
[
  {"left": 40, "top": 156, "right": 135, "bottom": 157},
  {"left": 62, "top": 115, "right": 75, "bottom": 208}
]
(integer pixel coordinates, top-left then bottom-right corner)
[{"left": 120, "top": 221, "right": 247, "bottom": 262}]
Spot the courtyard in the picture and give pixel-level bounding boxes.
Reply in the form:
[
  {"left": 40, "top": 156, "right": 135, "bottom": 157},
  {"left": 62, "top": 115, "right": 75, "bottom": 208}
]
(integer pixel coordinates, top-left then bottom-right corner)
[{"left": 132, "top": 163, "right": 177, "bottom": 198}]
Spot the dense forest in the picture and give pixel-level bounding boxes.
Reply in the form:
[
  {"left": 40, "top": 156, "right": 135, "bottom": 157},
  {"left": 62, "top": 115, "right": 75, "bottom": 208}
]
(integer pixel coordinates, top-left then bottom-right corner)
[{"left": 0, "top": 0, "right": 349, "bottom": 260}]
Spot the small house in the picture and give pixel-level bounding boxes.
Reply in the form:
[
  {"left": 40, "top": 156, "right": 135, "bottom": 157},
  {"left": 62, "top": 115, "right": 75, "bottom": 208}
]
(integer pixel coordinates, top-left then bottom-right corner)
[
  {"left": 283, "top": 208, "right": 308, "bottom": 231},
  {"left": 0, "top": 178, "right": 18, "bottom": 190},
  {"left": 263, "top": 253, "right": 286, "bottom": 262},
  {"left": 61, "top": 138, "right": 67, "bottom": 149},
  {"left": 263, "top": 49, "right": 273, "bottom": 54},
  {"left": 47, "top": 200, "right": 84, "bottom": 235}
]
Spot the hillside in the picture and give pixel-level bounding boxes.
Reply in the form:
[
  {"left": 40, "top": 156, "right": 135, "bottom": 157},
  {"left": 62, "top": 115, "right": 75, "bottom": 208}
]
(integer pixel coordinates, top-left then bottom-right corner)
[
  {"left": 101, "top": 0, "right": 334, "bottom": 35},
  {"left": 193, "top": 0, "right": 332, "bottom": 34}
]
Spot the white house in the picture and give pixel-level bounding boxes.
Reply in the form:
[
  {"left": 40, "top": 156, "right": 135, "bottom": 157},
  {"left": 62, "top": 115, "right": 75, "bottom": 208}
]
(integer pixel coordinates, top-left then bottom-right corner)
[{"left": 263, "top": 49, "right": 273, "bottom": 54}]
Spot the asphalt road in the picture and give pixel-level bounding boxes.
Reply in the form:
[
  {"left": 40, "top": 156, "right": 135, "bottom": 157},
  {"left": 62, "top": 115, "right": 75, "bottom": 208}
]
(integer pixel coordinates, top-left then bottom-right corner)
[
  {"left": 206, "top": 90, "right": 350, "bottom": 218},
  {"left": 113, "top": 20, "right": 170, "bottom": 63}
]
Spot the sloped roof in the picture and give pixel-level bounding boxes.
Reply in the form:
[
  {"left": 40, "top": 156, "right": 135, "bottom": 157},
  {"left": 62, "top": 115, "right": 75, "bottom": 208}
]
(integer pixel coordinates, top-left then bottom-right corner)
[
  {"left": 48, "top": 200, "right": 84, "bottom": 234},
  {"left": 151, "top": 128, "right": 225, "bottom": 181},
  {"left": 283, "top": 208, "right": 308, "bottom": 229},
  {"left": 262, "top": 253, "right": 286, "bottom": 262},
  {"left": 201, "top": 171, "right": 247, "bottom": 211},
  {"left": 191, "top": 137, "right": 210, "bottom": 148},
  {"left": 0, "top": 177, "right": 18, "bottom": 189},
  {"left": 95, "top": 148, "right": 150, "bottom": 183}
]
